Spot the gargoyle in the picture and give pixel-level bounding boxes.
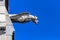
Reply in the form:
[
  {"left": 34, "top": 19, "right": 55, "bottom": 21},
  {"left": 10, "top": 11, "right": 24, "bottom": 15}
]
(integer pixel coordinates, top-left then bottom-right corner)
[{"left": 9, "top": 12, "right": 38, "bottom": 24}]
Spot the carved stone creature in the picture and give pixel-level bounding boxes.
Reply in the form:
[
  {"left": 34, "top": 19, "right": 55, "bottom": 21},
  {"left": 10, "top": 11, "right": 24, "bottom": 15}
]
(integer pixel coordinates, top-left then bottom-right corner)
[{"left": 10, "top": 12, "right": 38, "bottom": 24}]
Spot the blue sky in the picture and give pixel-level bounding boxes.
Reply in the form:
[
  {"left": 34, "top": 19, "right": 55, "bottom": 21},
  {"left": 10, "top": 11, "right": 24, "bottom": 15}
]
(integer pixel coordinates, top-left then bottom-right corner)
[{"left": 9, "top": 0, "right": 60, "bottom": 40}]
